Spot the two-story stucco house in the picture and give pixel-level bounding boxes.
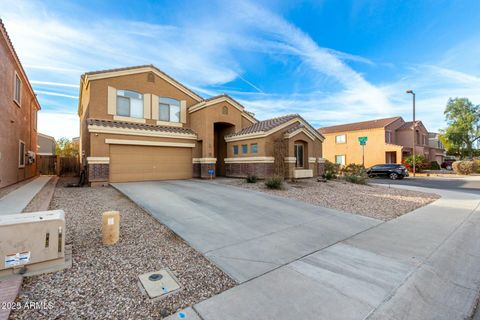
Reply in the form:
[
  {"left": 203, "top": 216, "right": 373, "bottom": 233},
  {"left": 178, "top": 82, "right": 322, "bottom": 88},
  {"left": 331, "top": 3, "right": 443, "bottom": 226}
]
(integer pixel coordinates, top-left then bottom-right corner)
[
  {"left": 78, "top": 65, "right": 325, "bottom": 185},
  {"left": 318, "top": 116, "right": 445, "bottom": 168},
  {"left": 0, "top": 19, "right": 40, "bottom": 189}
]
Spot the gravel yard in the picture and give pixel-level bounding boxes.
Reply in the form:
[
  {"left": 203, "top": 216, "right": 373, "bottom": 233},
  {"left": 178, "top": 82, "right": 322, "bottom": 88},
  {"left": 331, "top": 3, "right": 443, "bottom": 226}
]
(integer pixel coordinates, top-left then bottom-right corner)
[
  {"left": 10, "top": 177, "right": 235, "bottom": 320},
  {"left": 217, "top": 177, "right": 440, "bottom": 221}
]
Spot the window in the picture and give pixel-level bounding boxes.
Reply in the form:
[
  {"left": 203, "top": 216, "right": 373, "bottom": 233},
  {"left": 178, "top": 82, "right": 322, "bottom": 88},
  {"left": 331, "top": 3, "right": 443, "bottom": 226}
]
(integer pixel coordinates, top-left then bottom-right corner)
[
  {"left": 116, "top": 90, "right": 143, "bottom": 118},
  {"left": 19, "top": 141, "right": 25, "bottom": 168},
  {"left": 335, "top": 134, "right": 346, "bottom": 144},
  {"left": 416, "top": 130, "right": 420, "bottom": 145},
  {"left": 241, "top": 144, "right": 248, "bottom": 154},
  {"left": 294, "top": 143, "right": 304, "bottom": 168},
  {"left": 14, "top": 73, "right": 21, "bottom": 105},
  {"left": 385, "top": 131, "right": 392, "bottom": 144},
  {"left": 233, "top": 145, "right": 239, "bottom": 156},
  {"left": 335, "top": 155, "right": 346, "bottom": 166},
  {"left": 159, "top": 97, "right": 181, "bottom": 122},
  {"left": 251, "top": 143, "right": 258, "bottom": 154},
  {"left": 33, "top": 108, "right": 37, "bottom": 131}
]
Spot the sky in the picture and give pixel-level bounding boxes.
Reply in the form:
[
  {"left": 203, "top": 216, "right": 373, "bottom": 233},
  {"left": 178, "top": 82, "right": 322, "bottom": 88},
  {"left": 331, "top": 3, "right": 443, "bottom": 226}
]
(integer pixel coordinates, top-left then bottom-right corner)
[{"left": 1, "top": 0, "right": 479, "bottom": 139}]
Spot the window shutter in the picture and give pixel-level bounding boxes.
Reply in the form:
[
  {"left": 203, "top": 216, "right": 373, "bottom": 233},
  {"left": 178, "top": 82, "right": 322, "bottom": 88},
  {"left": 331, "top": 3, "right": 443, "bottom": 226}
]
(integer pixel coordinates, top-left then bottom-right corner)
[
  {"left": 151, "top": 95, "right": 159, "bottom": 120},
  {"left": 107, "top": 86, "right": 116, "bottom": 115},
  {"left": 180, "top": 100, "right": 187, "bottom": 124},
  {"left": 143, "top": 94, "right": 151, "bottom": 119}
]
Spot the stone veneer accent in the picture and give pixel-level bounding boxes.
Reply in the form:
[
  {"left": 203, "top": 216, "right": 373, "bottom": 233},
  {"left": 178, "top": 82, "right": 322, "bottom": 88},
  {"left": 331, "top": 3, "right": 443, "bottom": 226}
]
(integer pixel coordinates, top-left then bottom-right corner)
[
  {"left": 225, "top": 163, "right": 274, "bottom": 179},
  {"left": 88, "top": 163, "right": 109, "bottom": 182}
]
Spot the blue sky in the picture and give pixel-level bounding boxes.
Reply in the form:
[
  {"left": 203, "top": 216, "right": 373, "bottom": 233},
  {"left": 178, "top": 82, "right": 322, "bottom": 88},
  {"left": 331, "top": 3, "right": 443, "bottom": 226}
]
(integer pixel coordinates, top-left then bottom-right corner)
[{"left": 1, "top": 0, "right": 479, "bottom": 139}]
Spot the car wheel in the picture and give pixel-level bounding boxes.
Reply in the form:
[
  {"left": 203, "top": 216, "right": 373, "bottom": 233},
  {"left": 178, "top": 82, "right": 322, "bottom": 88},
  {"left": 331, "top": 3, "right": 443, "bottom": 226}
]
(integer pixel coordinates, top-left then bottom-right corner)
[
  {"left": 368, "top": 174, "right": 375, "bottom": 178},
  {"left": 389, "top": 172, "right": 398, "bottom": 180}
]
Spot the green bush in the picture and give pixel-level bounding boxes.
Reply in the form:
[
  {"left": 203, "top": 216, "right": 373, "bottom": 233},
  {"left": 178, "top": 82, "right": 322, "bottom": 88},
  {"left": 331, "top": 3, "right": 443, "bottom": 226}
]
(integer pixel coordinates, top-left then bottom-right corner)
[
  {"left": 246, "top": 175, "right": 258, "bottom": 183},
  {"left": 476, "top": 160, "right": 480, "bottom": 173},
  {"left": 322, "top": 160, "right": 340, "bottom": 180},
  {"left": 452, "top": 161, "right": 478, "bottom": 175},
  {"left": 403, "top": 155, "right": 429, "bottom": 172},
  {"left": 429, "top": 161, "right": 441, "bottom": 170},
  {"left": 341, "top": 164, "right": 368, "bottom": 184},
  {"left": 265, "top": 175, "right": 284, "bottom": 189}
]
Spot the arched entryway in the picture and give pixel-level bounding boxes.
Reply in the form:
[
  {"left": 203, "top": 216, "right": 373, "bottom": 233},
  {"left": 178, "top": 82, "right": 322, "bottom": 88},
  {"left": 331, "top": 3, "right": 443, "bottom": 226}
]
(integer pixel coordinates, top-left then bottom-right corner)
[{"left": 214, "top": 122, "right": 235, "bottom": 176}]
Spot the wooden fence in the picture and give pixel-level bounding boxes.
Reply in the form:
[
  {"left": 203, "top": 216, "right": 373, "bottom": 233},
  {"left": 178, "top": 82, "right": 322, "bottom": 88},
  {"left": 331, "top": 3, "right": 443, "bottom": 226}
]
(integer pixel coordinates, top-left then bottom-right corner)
[{"left": 37, "top": 156, "right": 80, "bottom": 176}]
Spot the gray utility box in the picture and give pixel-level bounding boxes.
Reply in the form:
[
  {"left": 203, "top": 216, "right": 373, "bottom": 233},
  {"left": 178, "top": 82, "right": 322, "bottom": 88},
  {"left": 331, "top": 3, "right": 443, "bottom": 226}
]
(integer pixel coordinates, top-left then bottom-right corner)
[{"left": 0, "top": 210, "right": 69, "bottom": 279}]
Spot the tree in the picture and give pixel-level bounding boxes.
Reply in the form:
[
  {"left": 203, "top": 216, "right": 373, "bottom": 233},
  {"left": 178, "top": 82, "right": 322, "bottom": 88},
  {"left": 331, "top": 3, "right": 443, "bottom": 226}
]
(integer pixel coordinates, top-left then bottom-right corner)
[
  {"left": 56, "top": 137, "right": 79, "bottom": 157},
  {"left": 441, "top": 98, "right": 480, "bottom": 158}
]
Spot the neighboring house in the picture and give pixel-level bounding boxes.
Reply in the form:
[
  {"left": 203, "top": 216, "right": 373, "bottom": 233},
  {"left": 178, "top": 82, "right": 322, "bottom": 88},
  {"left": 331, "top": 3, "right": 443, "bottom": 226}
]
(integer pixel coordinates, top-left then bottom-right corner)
[
  {"left": 318, "top": 117, "right": 445, "bottom": 168},
  {"left": 0, "top": 19, "right": 40, "bottom": 189},
  {"left": 428, "top": 132, "right": 447, "bottom": 163},
  {"left": 37, "top": 133, "right": 56, "bottom": 155},
  {"left": 78, "top": 65, "right": 324, "bottom": 185}
]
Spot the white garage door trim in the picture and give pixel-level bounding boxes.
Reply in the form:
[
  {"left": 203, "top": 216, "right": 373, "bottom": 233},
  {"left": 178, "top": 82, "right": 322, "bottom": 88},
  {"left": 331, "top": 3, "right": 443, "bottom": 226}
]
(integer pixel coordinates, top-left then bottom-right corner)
[{"left": 105, "top": 138, "right": 195, "bottom": 148}]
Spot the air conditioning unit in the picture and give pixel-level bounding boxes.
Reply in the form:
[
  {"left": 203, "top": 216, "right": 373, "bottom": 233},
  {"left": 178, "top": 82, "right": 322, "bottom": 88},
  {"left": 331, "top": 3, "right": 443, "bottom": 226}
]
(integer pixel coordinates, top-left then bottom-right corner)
[{"left": 0, "top": 210, "right": 71, "bottom": 279}]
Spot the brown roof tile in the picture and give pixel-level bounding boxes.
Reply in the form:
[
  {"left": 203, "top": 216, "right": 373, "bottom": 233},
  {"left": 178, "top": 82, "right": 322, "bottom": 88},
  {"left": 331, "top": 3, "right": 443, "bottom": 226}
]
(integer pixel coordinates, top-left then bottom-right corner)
[
  {"left": 227, "top": 114, "right": 298, "bottom": 137},
  {"left": 318, "top": 117, "right": 401, "bottom": 134},
  {"left": 398, "top": 120, "right": 421, "bottom": 130},
  {"left": 87, "top": 118, "right": 197, "bottom": 135}
]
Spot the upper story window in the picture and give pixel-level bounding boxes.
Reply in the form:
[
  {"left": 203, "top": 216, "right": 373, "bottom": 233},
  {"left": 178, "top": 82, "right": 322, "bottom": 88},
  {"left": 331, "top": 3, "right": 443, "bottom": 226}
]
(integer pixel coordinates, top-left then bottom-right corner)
[
  {"left": 241, "top": 144, "right": 248, "bottom": 154},
  {"left": 251, "top": 143, "right": 258, "bottom": 154},
  {"left": 335, "top": 134, "right": 346, "bottom": 144},
  {"left": 385, "top": 131, "right": 392, "bottom": 144},
  {"left": 159, "top": 97, "right": 180, "bottom": 122},
  {"left": 116, "top": 90, "right": 143, "bottom": 118},
  {"left": 416, "top": 130, "right": 420, "bottom": 145},
  {"left": 14, "top": 73, "right": 21, "bottom": 105},
  {"left": 233, "top": 145, "right": 239, "bottom": 156}
]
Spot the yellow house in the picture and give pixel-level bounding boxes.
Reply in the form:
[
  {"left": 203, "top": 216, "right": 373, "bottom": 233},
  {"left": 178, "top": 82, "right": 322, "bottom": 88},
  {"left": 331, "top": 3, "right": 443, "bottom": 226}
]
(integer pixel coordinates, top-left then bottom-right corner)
[{"left": 318, "top": 117, "right": 445, "bottom": 168}]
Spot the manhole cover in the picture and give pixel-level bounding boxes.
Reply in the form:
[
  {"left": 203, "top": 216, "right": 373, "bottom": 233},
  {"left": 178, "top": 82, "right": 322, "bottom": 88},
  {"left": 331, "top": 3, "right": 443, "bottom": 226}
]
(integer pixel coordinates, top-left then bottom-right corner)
[{"left": 139, "top": 268, "right": 180, "bottom": 299}]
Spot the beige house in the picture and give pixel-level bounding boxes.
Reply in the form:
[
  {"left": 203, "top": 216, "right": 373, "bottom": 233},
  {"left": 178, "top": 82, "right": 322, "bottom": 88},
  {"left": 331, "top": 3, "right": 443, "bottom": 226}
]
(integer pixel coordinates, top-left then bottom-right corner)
[
  {"left": 78, "top": 65, "right": 325, "bottom": 185},
  {"left": 37, "top": 133, "right": 56, "bottom": 156},
  {"left": 318, "top": 117, "right": 445, "bottom": 168},
  {"left": 0, "top": 19, "right": 40, "bottom": 189}
]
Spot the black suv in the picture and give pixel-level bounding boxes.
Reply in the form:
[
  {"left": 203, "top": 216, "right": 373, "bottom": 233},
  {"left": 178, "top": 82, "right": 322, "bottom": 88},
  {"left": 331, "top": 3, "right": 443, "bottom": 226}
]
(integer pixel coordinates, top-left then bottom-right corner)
[{"left": 366, "top": 164, "right": 409, "bottom": 180}]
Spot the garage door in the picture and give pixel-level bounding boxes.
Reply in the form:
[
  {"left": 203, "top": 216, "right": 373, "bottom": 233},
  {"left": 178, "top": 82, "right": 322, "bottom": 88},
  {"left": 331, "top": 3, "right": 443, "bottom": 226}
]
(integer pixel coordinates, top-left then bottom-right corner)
[{"left": 110, "top": 145, "right": 192, "bottom": 182}]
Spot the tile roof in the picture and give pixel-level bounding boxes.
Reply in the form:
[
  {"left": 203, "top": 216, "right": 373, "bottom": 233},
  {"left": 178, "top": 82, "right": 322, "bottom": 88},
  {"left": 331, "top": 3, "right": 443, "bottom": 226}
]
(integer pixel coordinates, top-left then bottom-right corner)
[
  {"left": 87, "top": 118, "right": 197, "bottom": 135},
  {"left": 398, "top": 121, "right": 420, "bottom": 130},
  {"left": 318, "top": 117, "right": 401, "bottom": 134},
  {"left": 285, "top": 123, "right": 305, "bottom": 133},
  {"left": 226, "top": 114, "right": 298, "bottom": 137}
]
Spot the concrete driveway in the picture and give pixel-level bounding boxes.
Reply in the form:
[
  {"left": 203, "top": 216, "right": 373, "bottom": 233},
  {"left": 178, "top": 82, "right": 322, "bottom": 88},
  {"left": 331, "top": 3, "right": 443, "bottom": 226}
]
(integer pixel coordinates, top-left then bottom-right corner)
[{"left": 113, "top": 180, "right": 380, "bottom": 283}]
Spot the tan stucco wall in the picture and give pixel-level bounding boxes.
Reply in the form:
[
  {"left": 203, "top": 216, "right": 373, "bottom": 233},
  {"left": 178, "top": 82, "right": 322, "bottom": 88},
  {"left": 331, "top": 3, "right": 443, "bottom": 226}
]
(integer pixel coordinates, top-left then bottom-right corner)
[
  {"left": 189, "top": 101, "right": 250, "bottom": 158},
  {"left": 322, "top": 128, "right": 402, "bottom": 167},
  {"left": 0, "top": 29, "right": 39, "bottom": 188}
]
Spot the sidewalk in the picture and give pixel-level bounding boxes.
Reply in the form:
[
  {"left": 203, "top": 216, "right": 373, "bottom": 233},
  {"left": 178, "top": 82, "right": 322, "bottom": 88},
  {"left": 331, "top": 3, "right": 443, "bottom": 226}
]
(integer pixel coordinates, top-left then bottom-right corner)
[
  {"left": 0, "top": 176, "right": 52, "bottom": 215},
  {"left": 168, "top": 185, "right": 480, "bottom": 320}
]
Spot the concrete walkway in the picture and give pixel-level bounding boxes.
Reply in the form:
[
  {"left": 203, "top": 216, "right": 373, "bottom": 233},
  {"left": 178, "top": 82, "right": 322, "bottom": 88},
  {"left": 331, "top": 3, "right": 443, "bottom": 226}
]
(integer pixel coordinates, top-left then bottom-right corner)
[
  {"left": 113, "top": 180, "right": 380, "bottom": 283},
  {"left": 167, "top": 185, "right": 480, "bottom": 320},
  {"left": 0, "top": 176, "right": 51, "bottom": 215}
]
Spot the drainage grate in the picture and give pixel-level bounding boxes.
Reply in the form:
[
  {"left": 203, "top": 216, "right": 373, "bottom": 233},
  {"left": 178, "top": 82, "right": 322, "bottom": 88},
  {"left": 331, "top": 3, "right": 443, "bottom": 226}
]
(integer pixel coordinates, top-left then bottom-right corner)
[{"left": 139, "top": 268, "right": 180, "bottom": 299}]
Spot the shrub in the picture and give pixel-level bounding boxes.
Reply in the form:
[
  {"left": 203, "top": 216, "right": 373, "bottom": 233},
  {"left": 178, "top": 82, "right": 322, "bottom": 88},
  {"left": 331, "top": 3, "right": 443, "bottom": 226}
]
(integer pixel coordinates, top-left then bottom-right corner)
[
  {"left": 246, "top": 175, "right": 258, "bottom": 183},
  {"left": 476, "top": 160, "right": 480, "bottom": 173},
  {"left": 452, "top": 160, "right": 478, "bottom": 175},
  {"left": 322, "top": 160, "right": 340, "bottom": 180},
  {"left": 429, "top": 161, "right": 441, "bottom": 170},
  {"left": 403, "top": 155, "right": 429, "bottom": 172},
  {"left": 265, "top": 175, "right": 284, "bottom": 189},
  {"left": 341, "top": 163, "right": 368, "bottom": 184}
]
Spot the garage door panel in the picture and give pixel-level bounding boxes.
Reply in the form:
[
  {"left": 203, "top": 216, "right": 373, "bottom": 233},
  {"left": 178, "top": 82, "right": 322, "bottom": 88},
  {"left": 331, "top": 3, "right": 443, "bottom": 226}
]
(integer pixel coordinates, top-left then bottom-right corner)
[{"left": 110, "top": 145, "right": 192, "bottom": 182}]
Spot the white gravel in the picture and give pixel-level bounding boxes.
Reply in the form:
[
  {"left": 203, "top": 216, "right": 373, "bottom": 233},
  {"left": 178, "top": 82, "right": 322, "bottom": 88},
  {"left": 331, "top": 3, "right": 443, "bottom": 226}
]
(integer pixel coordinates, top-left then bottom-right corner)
[
  {"left": 217, "top": 177, "right": 440, "bottom": 221},
  {"left": 10, "top": 177, "right": 235, "bottom": 320}
]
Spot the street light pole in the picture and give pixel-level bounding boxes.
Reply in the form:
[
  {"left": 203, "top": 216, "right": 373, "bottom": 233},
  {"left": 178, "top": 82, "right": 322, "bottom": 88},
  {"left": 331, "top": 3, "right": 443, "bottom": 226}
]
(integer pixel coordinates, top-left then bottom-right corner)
[{"left": 406, "top": 90, "right": 416, "bottom": 177}]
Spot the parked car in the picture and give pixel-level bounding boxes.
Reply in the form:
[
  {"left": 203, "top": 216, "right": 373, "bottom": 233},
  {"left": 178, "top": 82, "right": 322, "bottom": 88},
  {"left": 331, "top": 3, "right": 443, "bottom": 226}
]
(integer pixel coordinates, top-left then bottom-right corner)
[
  {"left": 366, "top": 164, "right": 409, "bottom": 180},
  {"left": 441, "top": 159, "right": 454, "bottom": 170}
]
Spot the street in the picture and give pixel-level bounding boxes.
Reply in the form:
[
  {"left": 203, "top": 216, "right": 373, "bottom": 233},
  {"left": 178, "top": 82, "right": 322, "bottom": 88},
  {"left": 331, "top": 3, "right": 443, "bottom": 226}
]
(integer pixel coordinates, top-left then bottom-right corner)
[{"left": 372, "top": 175, "right": 480, "bottom": 195}]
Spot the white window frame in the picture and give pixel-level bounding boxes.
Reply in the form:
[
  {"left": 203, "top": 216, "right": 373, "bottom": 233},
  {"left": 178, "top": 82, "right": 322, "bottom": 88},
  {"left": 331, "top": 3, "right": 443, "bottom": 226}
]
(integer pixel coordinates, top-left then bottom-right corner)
[
  {"left": 159, "top": 97, "right": 181, "bottom": 123},
  {"left": 335, "top": 154, "right": 346, "bottom": 166},
  {"left": 14, "top": 71, "right": 22, "bottom": 106},
  {"left": 335, "top": 134, "right": 346, "bottom": 144},
  {"left": 19, "top": 140, "right": 26, "bottom": 168},
  {"left": 116, "top": 90, "right": 144, "bottom": 119}
]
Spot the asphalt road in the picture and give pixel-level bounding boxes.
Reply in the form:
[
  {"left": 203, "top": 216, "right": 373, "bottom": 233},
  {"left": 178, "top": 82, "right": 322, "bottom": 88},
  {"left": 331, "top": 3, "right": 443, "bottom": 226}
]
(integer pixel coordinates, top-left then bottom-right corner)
[{"left": 372, "top": 175, "right": 480, "bottom": 194}]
